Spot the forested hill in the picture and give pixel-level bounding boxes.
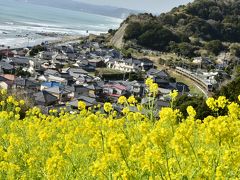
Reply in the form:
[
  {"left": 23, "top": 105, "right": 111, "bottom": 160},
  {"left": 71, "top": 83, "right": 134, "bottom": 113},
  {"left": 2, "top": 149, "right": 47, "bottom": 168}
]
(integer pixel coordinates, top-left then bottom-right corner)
[{"left": 110, "top": 0, "right": 240, "bottom": 57}]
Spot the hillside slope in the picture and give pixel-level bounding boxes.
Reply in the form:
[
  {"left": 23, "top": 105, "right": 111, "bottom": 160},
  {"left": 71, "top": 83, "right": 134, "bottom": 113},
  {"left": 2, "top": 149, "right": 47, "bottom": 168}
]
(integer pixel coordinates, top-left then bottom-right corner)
[
  {"left": 109, "top": 0, "right": 240, "bottom": 57},
  {"left": 109, "top": 23, "right": 128, "bottom": 49}
]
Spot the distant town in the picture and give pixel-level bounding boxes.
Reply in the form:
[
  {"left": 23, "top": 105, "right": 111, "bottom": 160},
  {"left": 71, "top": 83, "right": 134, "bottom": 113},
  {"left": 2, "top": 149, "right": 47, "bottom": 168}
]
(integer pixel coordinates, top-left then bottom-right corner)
[{"left": 0, "top": 34, "right": 234, "bottom": 114}]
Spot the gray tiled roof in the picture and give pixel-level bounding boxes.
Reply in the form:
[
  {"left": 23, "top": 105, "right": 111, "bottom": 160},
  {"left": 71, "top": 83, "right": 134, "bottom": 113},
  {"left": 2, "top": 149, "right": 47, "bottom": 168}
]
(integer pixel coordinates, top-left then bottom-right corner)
[
  {"left": 34, "top": 91, "right": 58, "bottom": 104},
  {"left": 68, "top": 68, "right": 88, "bottom": 75},
  {"left": 11, "top": 57, "right": 30, "bottom": 65},
  {"left": 14, "top": 77, "right": 40, "bottom": 88},
  {"left": 76, "top": 95, "right": 97, "bottom": 104},
  {"left": 44, "top": 69, "right": 60, "bottom": 76},
  {"left": 0, "top": 62, "right": 14, "bottom": 70},
  {"left": 125, "top": 58, "right": 141, "bottom": 64},
  {"left": 44, "top": 86, "right": 70, "bottom": 95},
  {"left": 147, "top": 68, "right": 169, "bottom": 78}
]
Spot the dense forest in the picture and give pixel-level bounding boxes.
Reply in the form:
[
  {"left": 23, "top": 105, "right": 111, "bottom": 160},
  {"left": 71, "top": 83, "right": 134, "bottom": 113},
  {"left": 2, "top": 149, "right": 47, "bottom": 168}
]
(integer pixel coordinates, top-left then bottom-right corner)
[{"left": 122, "top": 0, "right": 240, "bottom": 57}]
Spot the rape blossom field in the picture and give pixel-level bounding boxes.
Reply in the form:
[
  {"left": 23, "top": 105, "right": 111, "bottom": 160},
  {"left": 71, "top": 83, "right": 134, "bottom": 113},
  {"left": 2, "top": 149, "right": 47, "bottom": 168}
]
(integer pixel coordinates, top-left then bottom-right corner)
[{"left": 0, "top": 79, "right": 240, "bottom": 179}]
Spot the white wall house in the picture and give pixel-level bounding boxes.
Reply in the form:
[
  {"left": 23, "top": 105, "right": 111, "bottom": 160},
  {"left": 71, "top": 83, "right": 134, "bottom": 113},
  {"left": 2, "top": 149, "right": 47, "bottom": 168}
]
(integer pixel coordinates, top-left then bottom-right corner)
[{"left": 107, "top": 59, "right": 153, "bottom": 72}]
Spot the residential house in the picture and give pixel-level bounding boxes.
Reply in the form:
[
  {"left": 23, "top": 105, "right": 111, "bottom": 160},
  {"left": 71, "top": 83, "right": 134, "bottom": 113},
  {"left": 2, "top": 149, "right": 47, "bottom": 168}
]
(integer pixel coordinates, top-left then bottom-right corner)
[
  {"left": 0, "top": 74, "right": 16, "bottom": 89},
  {"left": 59, "top": 72, "right": 74, "bottom": 85},
  {"left": 69, "top": 95, "right": 98, "bottom": 109},
  {"left": 139, "top": 58, "right": 154, "bottom": 71},
  {"left": 41, "top": 61, "right": 56, "bottom": 69},
  {"left": 74, "top": 75, "right": 95, "bottom": 84},
  {"left": 41, "top": 51, "right": 56, "bottom": 60},
  {"left": 63, "top": 68, "right": 88, "bottom": 76},
  {"left": 116, "top": 58, "right": 141, "bottom": 72},
  {"left": 37, "top": 75, "right": 48, "bottom": 82},
  {"left": 76, "top": 59, "right": 96, "bottom": 72},
  {"left": 34, "top": 91, "right": 58, "bottom": 106},
  {"left": 40, "top": 81, "right": 63, "bottom": 91},
  {"left": 86, "top": 82, "right": 103, "bottom": 98},
  {"left": 56, "top": 53, "right": 68, "bottom": 62},
  {"left": 88, "top": 59, "right": 106, "bottom": 68},
  {"left": 0, "top": 61, "right": 14, "bottom": 73},
  {"left": 11, "top": 57, "right": 30, "bottom": 68},
  {"left": 62, "top": 45, "right": 74, "bottom": 54},
  {"left": 47, "top": 75, "right": 68, "bottom": 86},
  {"left": 107, "top": 49, "right": 121, "bottom": 59},
  {"left": 170, "top": 82, "right": 190, "bottom": 94},
  {"left": 71, "top": 85, "right": 90, "bottom": 98},
  {"left": 80, "top": 64, "right": 96, "bottom": 72},
  {"left": 126, "top": 81, "right": 145, "bottom": 97},
  {"left": 62, "top": 68, "right": 89, "bottom": 82},
  {"left": 103, "top": 83, "right": 128, "bottom": 100},
  {"left": 0, "top": 81, "right": 10, "bottom": 90},
  {"left": 0, "top": 49, "right": 15, "bottom": 58},
  {"left": 44, "top": 69, "right": 60, "bottom": 77},
  {"left": 44, "top": 86, "right": 71, "bottom": 102},
  {"left": 107, "top": 58, "right": 152, "bottom": 73},
  {"left": 14, "top": 77, "right": 40, "bottom": 90},
  {"left": 146, "top": 68, "right": 170, "bottom": 85},
  {"left": 28, "top": 59, "right": 40, "bottom": 74}
]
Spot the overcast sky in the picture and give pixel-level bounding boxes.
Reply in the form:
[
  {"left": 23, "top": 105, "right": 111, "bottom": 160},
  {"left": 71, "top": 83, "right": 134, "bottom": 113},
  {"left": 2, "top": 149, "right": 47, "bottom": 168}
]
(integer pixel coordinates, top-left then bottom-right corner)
[{"left": 75, "top": 0, "right": 193, "bottom": 13}]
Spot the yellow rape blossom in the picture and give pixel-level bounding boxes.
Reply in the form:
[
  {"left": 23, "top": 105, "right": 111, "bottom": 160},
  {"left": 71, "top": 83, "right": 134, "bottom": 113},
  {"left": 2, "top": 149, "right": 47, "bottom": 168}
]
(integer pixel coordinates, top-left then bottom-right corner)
[
  {"left": 78, "top": 101, "right": 86, "bottom": 110},
  {"left": 19, "top": 100, "right": 25, "bottom": 106},
  {"left": 128, "top": 95, "right": 137, "bottom": 104},
  {"left": 122, "top": 107, "right": 130, "bottom": 115},
  {"left": 206, "top": 97, "right": 218, "bottom": 111},
  {"left": 149, "top": 83, "right": 159, "bottom": 95},
  {"left": 118, "top": 96, "right": 127, "bottom": 105},
  {"left": 1, "top": 89, "right": 7, "bottom": 95},
  {"left": 104, "top": 102, "right": 113, "bottom": 113},
  {"left": 0, "top": 92, "right": 239, "bottom": 179},
  {"left": 186, "top": 106, "right": 196, "bottom": 118},
  {"left": 145, "top": 78, "right": 154, "bottom": 86},
  {"left": 169, "top": 90, "right": 178, "bottom": 100}
]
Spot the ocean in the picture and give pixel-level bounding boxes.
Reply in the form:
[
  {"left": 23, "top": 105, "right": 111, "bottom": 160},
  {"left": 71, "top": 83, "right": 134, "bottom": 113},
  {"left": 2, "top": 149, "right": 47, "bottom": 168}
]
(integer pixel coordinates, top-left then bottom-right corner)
[{"left": 0, "top": 0, "right": 122, "bottom": 48}]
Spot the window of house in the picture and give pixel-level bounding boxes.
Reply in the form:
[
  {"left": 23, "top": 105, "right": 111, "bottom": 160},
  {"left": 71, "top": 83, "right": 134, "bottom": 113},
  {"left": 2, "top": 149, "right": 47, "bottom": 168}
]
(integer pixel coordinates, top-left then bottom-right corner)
[{"left": 113, "top": 89, "right": 117, "bottom": 94}]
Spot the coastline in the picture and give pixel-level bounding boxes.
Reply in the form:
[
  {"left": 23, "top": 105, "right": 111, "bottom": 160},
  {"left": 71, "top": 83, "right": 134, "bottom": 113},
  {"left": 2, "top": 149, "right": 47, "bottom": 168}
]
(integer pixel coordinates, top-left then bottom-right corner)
[{"left": 0, "top": 33, "right": 86, "bottom": 50}]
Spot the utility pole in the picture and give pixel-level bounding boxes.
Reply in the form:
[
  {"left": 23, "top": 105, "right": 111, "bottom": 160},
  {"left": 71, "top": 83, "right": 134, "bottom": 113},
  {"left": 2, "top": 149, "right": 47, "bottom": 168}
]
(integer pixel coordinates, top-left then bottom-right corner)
[
  {"left": 7, "top": 46, "right": 10, "bottom": 60},
  {"left": 182, "top": 85, "right": 185, "bottom": 95}
]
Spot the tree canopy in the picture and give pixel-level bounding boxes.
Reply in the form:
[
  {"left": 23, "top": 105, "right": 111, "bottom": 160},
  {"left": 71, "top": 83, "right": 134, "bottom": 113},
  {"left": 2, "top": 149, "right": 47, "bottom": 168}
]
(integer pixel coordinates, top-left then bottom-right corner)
[{"left": 122, "top": 0, "right": 240, "bottom": 57}]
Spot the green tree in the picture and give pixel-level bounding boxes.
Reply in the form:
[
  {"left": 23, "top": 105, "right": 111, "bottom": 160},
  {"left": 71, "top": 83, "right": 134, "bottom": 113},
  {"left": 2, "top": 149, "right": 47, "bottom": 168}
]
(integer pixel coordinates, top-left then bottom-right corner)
[
  {"left": 124, "top": 22, "right": 142, "bottom": 40},
  {"left": 174, "top": 94, "right": 212, "bottom": 119},
  {"left": 230, "top": 44, "right": 240, "bottom": 57},
  {"left": 204, "top": 40, "right": 224, "bottom": 55},
  {"left": 169, "top": 42, "right": 197, "bottom": 57},
  {"left": 29, "top": 45, "right": 45, "bottom": 56},
  {"left": 216, "top": 77, "right": 240, "bottom": 102},
  {"left": 138, "top": 27, "right": 179, "bottom": 50}
]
